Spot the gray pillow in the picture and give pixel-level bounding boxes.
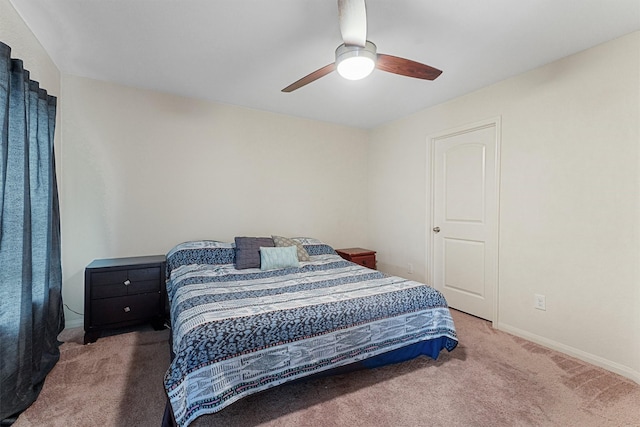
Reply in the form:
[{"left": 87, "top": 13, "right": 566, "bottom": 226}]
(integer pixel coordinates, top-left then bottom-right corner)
[
  {"left": 234, "top": 237, "right": 274, "bottom": 269},
  {"left": 272, "top": 235, "right": 311, "bottom": 261}
]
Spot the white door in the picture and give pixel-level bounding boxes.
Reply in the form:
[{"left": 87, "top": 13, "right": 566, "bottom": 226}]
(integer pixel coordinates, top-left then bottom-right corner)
[{"left": 430, "top": 120, "right": 499, "bottom": 321}]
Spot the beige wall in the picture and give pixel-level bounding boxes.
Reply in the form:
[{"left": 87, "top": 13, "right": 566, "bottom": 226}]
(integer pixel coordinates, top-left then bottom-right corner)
[
  {"left": 60, "top": 75, "right": 370, "bottom": 327},
  {"left": 0, "top": 0, "right": 59, "bottom": 94},
  {"left": 368, "top": 32, "right": 640, "bottom": 382}
]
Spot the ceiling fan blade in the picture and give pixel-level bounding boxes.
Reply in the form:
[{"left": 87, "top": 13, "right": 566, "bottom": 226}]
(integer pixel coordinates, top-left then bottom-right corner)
[
  {"left": 338, "top": 0, "right": 367, "bottom": 47},
  {"left": 376, "top": 54, "right": 442, "bottom": 80},
  {"left": 282, "top": 63, "right": 336, "bottom": 92}
]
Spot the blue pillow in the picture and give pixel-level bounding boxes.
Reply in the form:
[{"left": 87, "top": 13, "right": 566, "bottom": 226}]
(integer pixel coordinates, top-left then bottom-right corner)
[{"left": 260, "top": 246, "right": 299, "bottom": 270}]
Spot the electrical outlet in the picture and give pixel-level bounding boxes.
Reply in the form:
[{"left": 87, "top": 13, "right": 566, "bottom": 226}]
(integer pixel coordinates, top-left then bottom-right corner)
[
  {"left": 534, "top": 294, "right": 546, "bottom": 311},
  {"left": 407, "top": 263, "right": 414, "bottom": 274}
]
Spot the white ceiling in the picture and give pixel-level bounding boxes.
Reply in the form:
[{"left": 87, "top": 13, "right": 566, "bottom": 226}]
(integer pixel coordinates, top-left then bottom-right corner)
[{"left": 9, "top": 0, "right": 640, "bottom": 129}]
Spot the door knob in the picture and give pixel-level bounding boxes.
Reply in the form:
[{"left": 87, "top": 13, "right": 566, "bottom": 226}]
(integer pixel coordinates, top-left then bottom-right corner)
[{"left": 433, "top": 226, "right": 441, "bottom": 233}]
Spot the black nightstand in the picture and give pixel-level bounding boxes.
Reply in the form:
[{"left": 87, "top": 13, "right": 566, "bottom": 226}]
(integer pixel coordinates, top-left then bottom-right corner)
[{"left": 84, "top": 255, "right": 166, "bottom": 344}]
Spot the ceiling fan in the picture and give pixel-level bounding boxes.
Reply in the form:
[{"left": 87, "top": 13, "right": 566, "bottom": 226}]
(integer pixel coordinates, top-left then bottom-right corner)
[{"left": 282, "top": 0, "right": 442, "bottom": 93}]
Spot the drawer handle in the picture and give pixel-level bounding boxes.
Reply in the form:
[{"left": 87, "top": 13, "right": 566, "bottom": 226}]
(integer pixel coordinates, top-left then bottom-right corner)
[
  {"left": 123, "top": 280, "right": 131, "bottom": 286},
  {"left": 123, "top": 306, "right": 131, "bottom": 313}
]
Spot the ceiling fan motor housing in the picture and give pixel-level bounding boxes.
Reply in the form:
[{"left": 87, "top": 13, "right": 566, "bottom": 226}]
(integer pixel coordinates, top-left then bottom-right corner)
[{"left": 335, "top": 41, "right": 377, "bottom": 80}]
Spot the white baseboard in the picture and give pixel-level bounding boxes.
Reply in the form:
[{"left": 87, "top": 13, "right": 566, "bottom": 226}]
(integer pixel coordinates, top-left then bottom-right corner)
[{"left": 496, "top": 322, "right": 640, "bottom": 385}]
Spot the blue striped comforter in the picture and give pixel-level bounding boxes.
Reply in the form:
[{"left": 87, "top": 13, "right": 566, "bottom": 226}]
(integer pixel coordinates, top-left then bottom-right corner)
[{"left": 164, "top": 240, "right": 457, "bottom": 427}]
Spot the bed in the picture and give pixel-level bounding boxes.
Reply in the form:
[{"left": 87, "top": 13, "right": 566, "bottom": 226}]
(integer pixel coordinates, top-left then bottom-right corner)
[{"left": 162, "top": 237, "right": 458, "bottom": 427}]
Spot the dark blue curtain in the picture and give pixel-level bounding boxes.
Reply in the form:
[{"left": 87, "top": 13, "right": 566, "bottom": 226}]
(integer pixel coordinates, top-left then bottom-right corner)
[{"left": 0, "top": 41, "right": 64, "bottom": 423}]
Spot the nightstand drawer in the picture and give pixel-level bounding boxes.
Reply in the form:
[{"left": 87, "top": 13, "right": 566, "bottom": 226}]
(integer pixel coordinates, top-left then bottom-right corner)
[
  {"left": 92, "top": 270, "right": 128, "bottom": 287},
  {"left": 128, "top": 267, "right": 161, "bottom": 294},
  {"left": 90, "top": 266, "right": 161, "bottom": 299},
  {"left": 129, "top": 266, "right": 161, "bottom": 282},
  {"left": 128, "top": 278, "right": 161, "bottom": 295},
  {"left": 91, "top": 293, "right": 161, "bottom": 326},
  {"left": 352, "top": 254, "right": 376, "bottom": 269},
  {"left": 92, "top": 267, "right": 160, "bottom": 285},
  {"left": 91, "top": 282, "right": 128, "bottom": 299}
]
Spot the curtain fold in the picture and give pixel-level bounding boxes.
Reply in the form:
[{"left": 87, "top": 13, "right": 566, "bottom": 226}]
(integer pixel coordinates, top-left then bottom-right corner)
[{"left": 0, "top": 41, "right": 64, "bottom": 423}]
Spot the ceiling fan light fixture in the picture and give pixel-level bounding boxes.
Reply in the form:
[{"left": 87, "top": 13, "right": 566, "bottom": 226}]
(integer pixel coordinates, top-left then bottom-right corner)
[{"left": 335, "top": 41, "right": 377, "bottom": 80}]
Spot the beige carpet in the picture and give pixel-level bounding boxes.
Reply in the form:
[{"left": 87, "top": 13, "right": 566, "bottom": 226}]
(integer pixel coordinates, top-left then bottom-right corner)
[{"left": 13, "top": 310, "right": 640, "bottom": 427}]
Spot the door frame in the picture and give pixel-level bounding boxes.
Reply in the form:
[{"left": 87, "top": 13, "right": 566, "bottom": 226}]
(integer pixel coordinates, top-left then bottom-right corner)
[{"left": 426, "top": 116, "right": 502, "bottom": 327}]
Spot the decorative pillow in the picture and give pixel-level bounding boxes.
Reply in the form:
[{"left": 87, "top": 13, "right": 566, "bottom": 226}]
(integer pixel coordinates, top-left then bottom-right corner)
[
  {"left": 303, "top": 243, "right": 337, "bottom": 256},
  {"left": 272, "top": 235, "right": 311, "bottom": 261},
  {"left": 290, "top": 237, "right": 323, "bottom": 245},
  {"left": 260, "top": 246, "right": 299, "bottom": 270},
  {"left": 234, "top": 237, "right": 274, "bottom": 269},
  {"left": 166, "top": 241, "right": 235, "bottom": 278}
]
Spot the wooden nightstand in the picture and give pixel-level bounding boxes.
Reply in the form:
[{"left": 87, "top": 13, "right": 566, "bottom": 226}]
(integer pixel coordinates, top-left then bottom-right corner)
[
  {"left": 84, "top": 255, "right": 166, "bottom": 344},
  {"left": 335, "top": 248, "right": 377, "bottom": 270}
]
